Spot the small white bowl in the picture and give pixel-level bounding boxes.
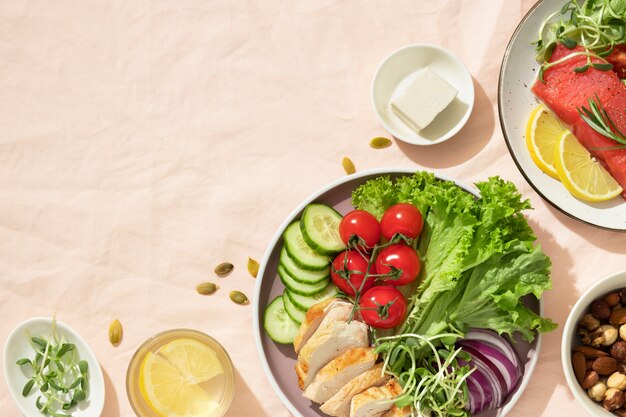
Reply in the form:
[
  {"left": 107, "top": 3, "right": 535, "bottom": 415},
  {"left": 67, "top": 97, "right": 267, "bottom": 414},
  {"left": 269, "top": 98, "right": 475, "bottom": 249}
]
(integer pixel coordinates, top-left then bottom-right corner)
[
  {"left": 562, "top": 269, "right": 626, "bottom": 417},
  {"left": 3, "top": 317, "right": 105, "bottom": 417},
  {"left": 371, "top": 43, "right": 474, "bottom": 146}
]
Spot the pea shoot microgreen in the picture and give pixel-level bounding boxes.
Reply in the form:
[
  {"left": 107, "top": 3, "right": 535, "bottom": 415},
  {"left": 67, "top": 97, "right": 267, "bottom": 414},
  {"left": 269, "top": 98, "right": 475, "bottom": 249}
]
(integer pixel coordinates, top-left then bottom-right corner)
[
  {"left": 534, "top": 0, "right": 626, "bottom": 81},
  {"left": 16, "top": 317, "right": 89, "bottom": 417},
  {"left": 375, "top": 331, "right": 474, "bottom": 417}
]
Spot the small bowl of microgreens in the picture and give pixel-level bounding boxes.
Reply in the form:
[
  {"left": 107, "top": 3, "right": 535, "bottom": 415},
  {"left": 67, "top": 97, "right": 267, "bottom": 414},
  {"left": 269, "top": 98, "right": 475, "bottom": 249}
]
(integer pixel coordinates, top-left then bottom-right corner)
[{"left": 2, "top": 316, "right": 105, "bottom": 417}]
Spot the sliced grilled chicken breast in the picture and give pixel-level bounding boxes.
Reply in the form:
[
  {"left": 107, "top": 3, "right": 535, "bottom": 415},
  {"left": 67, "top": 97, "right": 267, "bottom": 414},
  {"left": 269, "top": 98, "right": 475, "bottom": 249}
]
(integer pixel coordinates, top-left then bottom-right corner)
[
  {"left": 349, "top": 379, "right": 403, "bottom": 417},
  {"left": 293, "top": 298, "right": 352, "bottom": 353},
  {"left": 303, "top": 347, "right": 377, "bottom": 404},
  {"left": 320, "top": 363, "right": 389, "bottom": 417},
  {"left": 296, "top": 319, "right": 368, "bottom": 389},
  {"left": 382, "top": 405, "right": 412, "bottom": 417}
]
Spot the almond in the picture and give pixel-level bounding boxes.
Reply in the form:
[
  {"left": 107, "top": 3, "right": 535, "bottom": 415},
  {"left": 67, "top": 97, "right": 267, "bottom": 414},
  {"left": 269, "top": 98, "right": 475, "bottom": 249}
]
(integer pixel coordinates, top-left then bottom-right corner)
[
  {"left": 574, "top": 345, "right": 610, "bottom": 358},
  {"left": 610, "top": 308, "right": 626, "bottom": 325},
  {"left": 572, "top": 351, "right": 587, "bottom": 383},
  {"left": 593, "top": 356, "right": 618, "bottom": 375},
  {"left": 582, "top": 370, "right": 600, "bottom": 389}
]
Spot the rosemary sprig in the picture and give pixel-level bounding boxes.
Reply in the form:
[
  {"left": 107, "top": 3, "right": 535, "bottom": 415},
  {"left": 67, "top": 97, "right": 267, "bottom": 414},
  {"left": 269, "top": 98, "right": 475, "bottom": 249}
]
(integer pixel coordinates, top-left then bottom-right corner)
[
  {"left": 578, "top": 94, "right": 626, "bottom": 149},
  {"left": 17, "top": 317, "right": 89, "bottom": 417}
]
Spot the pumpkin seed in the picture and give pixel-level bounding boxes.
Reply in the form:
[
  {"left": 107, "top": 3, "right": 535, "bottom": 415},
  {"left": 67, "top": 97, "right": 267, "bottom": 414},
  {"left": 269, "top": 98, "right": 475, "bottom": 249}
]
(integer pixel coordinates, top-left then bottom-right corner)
[
  {"left": 109, "top": 319, "right": 123, "bottom": 345},
  {"left": 229, "top": 290, "right": 249, "bottom": 305},
  {"left": 214, "top": 262, "right": 234, "bottom": 277},
  {"left": 369, "top": 137, "right": 392, "bottom": 149},
  {"left": 247, "top": 257, "right": 259, "bottom": 278},
  {"left": 196, "top": 282, "right": 218, "bottom": 295},
  {"left": 342, "top": 157, "right": 356, "bottom": 175}
]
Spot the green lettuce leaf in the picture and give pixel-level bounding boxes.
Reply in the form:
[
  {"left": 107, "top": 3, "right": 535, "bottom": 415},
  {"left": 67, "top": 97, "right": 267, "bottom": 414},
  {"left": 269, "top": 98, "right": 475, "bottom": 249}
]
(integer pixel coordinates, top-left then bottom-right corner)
[{"left": 352, "top": 171, "right": 556, "bottom": 344}]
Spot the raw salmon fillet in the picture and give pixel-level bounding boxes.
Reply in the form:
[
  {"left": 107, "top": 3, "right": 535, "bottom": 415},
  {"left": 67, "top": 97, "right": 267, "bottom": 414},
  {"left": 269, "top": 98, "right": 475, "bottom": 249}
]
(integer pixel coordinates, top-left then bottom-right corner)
[{"left": 532, "top": 44, "right": 626, "bottom": 198}]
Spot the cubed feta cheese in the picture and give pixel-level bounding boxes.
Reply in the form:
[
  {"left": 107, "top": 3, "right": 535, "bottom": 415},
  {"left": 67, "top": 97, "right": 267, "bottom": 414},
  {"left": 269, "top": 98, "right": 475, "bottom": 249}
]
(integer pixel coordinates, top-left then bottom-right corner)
[{"left": 390, "top": 67, "right": 458, "bottom": 133}]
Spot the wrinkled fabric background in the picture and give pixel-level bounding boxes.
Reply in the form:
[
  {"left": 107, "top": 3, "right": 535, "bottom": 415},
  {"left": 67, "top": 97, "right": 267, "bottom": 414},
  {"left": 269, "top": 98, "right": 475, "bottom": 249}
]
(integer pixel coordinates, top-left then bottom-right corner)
[{"left": 1, "top": 1, "right": 625, "bottom": 416}]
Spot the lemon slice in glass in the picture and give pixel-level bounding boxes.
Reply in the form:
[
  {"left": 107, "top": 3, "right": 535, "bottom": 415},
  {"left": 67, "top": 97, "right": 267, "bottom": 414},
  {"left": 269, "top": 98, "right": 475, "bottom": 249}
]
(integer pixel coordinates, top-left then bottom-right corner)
[
  {"left": 139, "top": 339, "right": 224, "bottom": 417},
  {"left": 525, "top": 104, "right": 565, "bottom": 179},
  {"left": 554, "top": 131, "right": 623, "bottom": 202}
]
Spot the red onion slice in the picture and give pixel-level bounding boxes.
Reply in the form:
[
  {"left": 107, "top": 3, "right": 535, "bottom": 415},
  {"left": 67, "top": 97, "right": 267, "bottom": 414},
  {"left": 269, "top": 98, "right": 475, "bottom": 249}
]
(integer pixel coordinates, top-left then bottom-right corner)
[
  {"left": 461, "top": 359, "right": 494, "bottom": 414},
  {"left": 459, "top": 339, "right": 521, "bottom": 394},
  {"left": 464, "top": 329, "right": 523, "bottom": 374},
  {"left": 458, "top": 344, "right": 506, "bottom": 409}
]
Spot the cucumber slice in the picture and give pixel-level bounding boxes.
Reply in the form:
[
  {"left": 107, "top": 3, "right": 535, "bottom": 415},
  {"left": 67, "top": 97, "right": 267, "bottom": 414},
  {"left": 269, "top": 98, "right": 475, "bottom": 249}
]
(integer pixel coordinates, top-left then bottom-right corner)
[
  {"left": 263, "top": 295, "right": 300, "bottom": 344},
  {"left": 283, "top": 222, "right": 330, "bottom": 271},
  {"left": 300, "top": 204, "right": 346, "bottom": 256},
  {"left": 283, "top": 290, "right": 306, "bottom": 324},
  {"left": 285, "top": 284, "right": 338, "bottom": 312},
  {"left": 279, "top": 247, "right": 330, "bottom": 284},
  {"left": 278, "top": 265, "right": 329, "bottom": 296}
]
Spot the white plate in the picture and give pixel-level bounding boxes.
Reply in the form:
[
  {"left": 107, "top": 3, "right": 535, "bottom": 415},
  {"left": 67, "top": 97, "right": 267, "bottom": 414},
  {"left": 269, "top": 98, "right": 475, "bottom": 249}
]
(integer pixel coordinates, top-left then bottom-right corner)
[
  {"left": 252, "top": 167, "right": 543, "bottom": 417},
  {"left": 498, "top": 0, "right": 626, "bottom": 231},
  {"left": 3, "top": 317, "right": 105, "bottom": 417},
  {"left": 371, "top": 44, "right": 475, "bottom": 145}
]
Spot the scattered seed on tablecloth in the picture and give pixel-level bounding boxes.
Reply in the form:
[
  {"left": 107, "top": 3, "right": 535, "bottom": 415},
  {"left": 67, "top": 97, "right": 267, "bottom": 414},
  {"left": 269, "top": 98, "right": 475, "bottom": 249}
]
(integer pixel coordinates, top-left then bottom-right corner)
[
  {"left": 247, "top": 257, "right": 259, "bottom": 278},
  {"left": 342, "top": 157, "right": 356, "bottom": 175},
  {"left": 230, "top": 290, "right": 249, "bottom": 305},
  {"left": 196, "top": 282, "right": 218, "bottom": 295},
  {"left": 214, "top": 262, "right": 234, "bottom": 277},
  {"left": 109, "top": 319, "right": 123, "bottom": 346},
  {"left": 369, "top": 137, "right": 392, "bottom": 149}
]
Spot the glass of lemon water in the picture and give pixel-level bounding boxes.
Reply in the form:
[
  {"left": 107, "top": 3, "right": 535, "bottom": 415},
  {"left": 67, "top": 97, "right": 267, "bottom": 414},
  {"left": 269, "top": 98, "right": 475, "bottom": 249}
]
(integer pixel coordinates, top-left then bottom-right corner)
[{"left": 126, "top": 329, "right": 235, "bottom": 417}]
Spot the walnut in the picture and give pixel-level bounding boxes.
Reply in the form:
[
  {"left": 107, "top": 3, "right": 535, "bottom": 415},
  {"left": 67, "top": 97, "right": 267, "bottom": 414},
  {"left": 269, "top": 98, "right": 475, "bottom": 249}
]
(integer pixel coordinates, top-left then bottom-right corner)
[{"left": 580, "top": 313, "right": 601, "bottom": 331}]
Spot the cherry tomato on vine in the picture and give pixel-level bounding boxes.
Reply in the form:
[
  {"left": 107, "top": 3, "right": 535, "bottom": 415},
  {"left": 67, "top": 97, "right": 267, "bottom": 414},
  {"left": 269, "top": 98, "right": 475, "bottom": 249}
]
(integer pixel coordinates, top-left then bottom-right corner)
[
  {"left": 359, "top": 286, "right": 407, "bottom": 329},
  {"left": 330, "top": 250, "right": 374, "bottom": 296},
  {"left": 375, "top": 244, "right": 420, "bottom": 286},
  {"left": 339, "top": 210, "right": 381, "bottom": 250},
  {"left": 380, "top": 203, "right": 423, "bottom": 241}
]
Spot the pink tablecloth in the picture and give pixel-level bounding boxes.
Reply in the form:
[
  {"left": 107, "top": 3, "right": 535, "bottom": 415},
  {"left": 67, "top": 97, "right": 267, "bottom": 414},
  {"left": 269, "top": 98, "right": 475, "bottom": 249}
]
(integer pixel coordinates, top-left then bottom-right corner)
[{"left": 1, "top": 1, "right": 625, "bottom": 416}]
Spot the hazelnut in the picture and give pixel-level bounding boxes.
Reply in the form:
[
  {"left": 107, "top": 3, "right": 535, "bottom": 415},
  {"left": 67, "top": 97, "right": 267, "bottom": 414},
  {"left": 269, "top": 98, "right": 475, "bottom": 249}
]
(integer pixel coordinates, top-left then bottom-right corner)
[
  {"left": 608, "top": 372, "right": 626, "bottom": 390},
  {"left": 582, "top": 370, "right": 600, "bottom": 389},
  {"left": 604, "top": 388, "right": 625, "bottom": 411},
  {"left": 621, "top": 324, "right": 626, "bottom": 341},
  {"left": 589, "top": 381, "right": 608, "bottom": 401},
  {"left": 605, "top": 292, "right": 622, "bottom": 307},
  {"left": 580, "top": 314, "right": 601, "bottom": 331},
  {"left": 592, "top": 300, "right": 611, "bottom": 320},
  {"left": 592, "top": 325, "right": 618, "bottom": 347},
  {"left": 620, "top": 288, "right": 626, "bottom": 305},
  {"left": 612, "top": 341, "right": 626, "bottom": 362},
  {"left": 615, "top": 408, "right": 626, "bottom": 417}
]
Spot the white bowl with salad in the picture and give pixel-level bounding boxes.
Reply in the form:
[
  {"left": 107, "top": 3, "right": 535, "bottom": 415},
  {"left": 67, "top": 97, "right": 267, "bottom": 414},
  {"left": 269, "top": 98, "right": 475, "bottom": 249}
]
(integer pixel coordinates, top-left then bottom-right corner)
[
  {"left": 3, "top": 317, "right": 105, "bottom": 417},
  {"left": 252, "top": 167, "right": 556, "bottom": 417}
]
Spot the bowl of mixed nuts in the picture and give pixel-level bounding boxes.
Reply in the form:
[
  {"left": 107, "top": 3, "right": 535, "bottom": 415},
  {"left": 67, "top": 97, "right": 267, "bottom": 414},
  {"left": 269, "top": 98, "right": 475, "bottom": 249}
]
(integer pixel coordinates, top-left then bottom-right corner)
[{"left": 563, "top": 269, "right": 626, "bottom": 417}]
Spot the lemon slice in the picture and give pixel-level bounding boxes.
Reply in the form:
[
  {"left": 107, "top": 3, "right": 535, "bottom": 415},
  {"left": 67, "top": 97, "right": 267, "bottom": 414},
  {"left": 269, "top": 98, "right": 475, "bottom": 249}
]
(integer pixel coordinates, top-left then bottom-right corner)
[
  {"left": 525, "top": 104, "right": 565, "bottom": 179},
  {"left": 140, "top": 339, "right": 223, "bottom": 417},
  {"left": 554, "top": 131, "right": 623, "bottom": 202}
]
